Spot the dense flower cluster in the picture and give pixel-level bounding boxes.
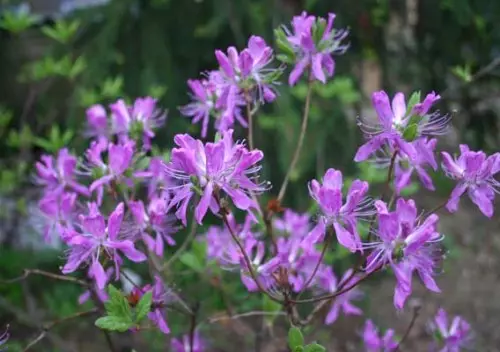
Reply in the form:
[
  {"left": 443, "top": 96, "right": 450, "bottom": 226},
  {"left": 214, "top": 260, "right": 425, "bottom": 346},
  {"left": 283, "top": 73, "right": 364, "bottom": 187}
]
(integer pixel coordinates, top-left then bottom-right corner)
[{"left": 24, "top": 9, "right": 488, "bottom": 352}]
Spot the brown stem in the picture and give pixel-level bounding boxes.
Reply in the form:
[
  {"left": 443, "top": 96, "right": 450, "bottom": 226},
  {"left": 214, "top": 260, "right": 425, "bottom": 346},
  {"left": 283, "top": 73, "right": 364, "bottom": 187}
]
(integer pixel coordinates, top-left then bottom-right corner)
[
  {"left": 215, "top": 196, "right": 281, "bottom": 303},
  {"left": 189, "top": 303, "right": 200, "bottom": 352},
  {"left": 384, "top": 151, "right": 398, "bottom": 204},
  {"left": 296, "top": 228, "right": 332, "bottom": 299},
  {"left": 23, "top": 308, "right": 99, "bottom": 351},
  {"left": 1, "top": 269, "right": 89, "bottom": 286},
  {"left": 277, "top": 74, "right": 314, "bottom": 203},
  {"left": 244, "top": 91, "right": 255, "bottom": 150},
  {"left": 290, "top": 264, "right": 383, "bottom": 304},
  {"left": 394, "top": 306, "right": 420, "bottom": 352},
  {"left": 421, "top": 199, "right": 448, "bottom": 219},
  {"left": 162, "top": 218, "right": 199, "bottom": 271}
]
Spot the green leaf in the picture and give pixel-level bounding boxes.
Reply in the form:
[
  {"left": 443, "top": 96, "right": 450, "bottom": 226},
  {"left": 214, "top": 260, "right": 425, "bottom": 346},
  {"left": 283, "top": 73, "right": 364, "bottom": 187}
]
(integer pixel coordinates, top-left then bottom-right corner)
[
  {"left": 179, "top": 252, "right": 204, "bottom": 273},
  {"left": 304, "top": 343, "right": 326, "bottom": 352},
  {"left": 288, "top": 327, "right": 304, "bottom": 349},
  {"left": 402, "top": 123, "right": 418, "bottom": 142},
  {"left": 105, "top": 285, "right": 133, "bottom": 321},
  {"left": 0, "top": 10, "right": 38, "bottom": 34},
  {"left": 135, "top": 291, "right": 152, "bottom": 323},
  {"left": 406, "top": 91, "right": 421, "bottom": 115},
  {"left": 294, "top": 347, "right": 304, "bottom": 352},
  {"left": 41, "top": 19, "right": 80, "bottom": 44},
  {"left": 312, "top": 18, "right": 326, "bottom": 45},
  {"left": 95, "top": 316, "right": 133, "bottom": 332}
]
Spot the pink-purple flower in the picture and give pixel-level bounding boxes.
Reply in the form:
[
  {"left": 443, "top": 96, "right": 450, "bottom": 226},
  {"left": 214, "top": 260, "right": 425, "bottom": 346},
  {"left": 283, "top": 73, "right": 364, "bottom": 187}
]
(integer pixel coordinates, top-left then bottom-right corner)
[
  {"left": 362, "top": 320, "right": 398, "bottom": 352},
  {"left": 0, "top": 326, "right": 9, "bottom": 351},
  {"left": 110, "top": 97, "right": 166, "bottom": 148},
  {"left": 171, "top": 331, "right": 205, "bottom": 352},
  {"left": 129, "top": 195, "right": 176, "bottom": 256},
  {"left": 441, "top": 145, "right": 500, "bottom": 217},
  {"left": 165, "top": 130, "right": 268, "bottom": 225},
  {"left": 317, "top": 268, "right": 363, "bottom": 324},
  {"left": 305, "top": 168, "right": 374, "bottom": 252},
  {"left": 430, "top": 308, "right": 472, "bottom": 352},
  {"left": 355, "top": 91, "right": 449, "bottom": 163},
  {"left": 38, "top": 191, "right": 77, "bottom": 242},
  {"left": 366, "top": 199, "right": 442, "bottom": 309},
  {"left": 135, "top": 275, "right": 172, "bottom": 334},
  {"left": 62, "top": 202, "right": 146, "bottom": 290},
  {"left": 35, "top": 148, "right": 89, "bottom": 196},
  {"left": 283, "top": 12, "right": 349, "bottom": 85}
]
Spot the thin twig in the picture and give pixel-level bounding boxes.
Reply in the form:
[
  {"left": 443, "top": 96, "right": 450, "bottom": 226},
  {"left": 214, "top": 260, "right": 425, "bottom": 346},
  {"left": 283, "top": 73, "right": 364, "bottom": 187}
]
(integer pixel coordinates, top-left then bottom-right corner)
[
  {"left": 1, "top": 269, "right": 89, "bottom": 286},
  {"left": 163, "top": 218, "right": 199, "bottom": 271},
  {"left": 208, "top": 311, "right": 286, "bottom": 324},
  {"left": 23, "top": 308, "right": 99, "bottom": 352},
  {"left": 215, "top": 195, "right": 280, "bottom": 303},
  {"left": 441, "top": 56, "right": 500, "bottom": 98},
  {"left": 245, "top": 91, "right": 255, "bottom": 150},
  {"left": 290, "top": 264, "right": 383, "bottom": 304},
  {"left": 421, "top": 199, "right": 448, "bottom": 219},
  {"left": 296, "top": 229, "right": 333, "bottom": 299},
  {"left": 277, "top": 74, "right": 314, "bottom": 202},
  {"left": 394, "top": 306, "right": 421, "bottom": 352},
  {"left": 189, "top": 303, "right": 200, "bottom": 352}
]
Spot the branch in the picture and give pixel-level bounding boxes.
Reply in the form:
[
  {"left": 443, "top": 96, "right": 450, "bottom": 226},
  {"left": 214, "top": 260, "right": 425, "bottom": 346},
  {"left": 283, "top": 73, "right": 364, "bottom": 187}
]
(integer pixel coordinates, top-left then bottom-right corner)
[
  {"left": 162, "top": 217, "right": 199, "bottom": 271},
  {"left": 23, "top": 308, "right": 99, "bottom": 352},
  {"left": 1, "top": 269, "right": 89, "bottom": 287},
  {"left": 277, "top": 74, "right": 314, "bottom": 203},
  {"left": 394, "top": 305, "right": 420, "bottom": 352},
  {"left": 290, "top": 264, "right": 383, "bottom": 304},
  {"left": 244, "top": 90, "right": 255, "bottom": 150}
]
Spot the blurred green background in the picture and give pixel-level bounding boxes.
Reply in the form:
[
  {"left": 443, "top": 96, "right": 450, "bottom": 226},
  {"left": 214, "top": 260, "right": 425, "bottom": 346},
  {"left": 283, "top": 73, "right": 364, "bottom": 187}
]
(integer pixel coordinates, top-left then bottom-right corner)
[{"left": 1, "top": 0, "right": 500, "bottom": 350}]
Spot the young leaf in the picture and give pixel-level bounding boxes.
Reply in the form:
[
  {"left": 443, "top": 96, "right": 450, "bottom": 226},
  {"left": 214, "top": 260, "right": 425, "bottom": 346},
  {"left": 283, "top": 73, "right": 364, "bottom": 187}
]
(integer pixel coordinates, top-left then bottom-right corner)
[
  {"left": 95, "top": 316, "right": 133, "bottom": 332},
  {"left": 105, "top": 285, "right": 133, "bottom": 321},
  {"left": 135, "top": 291, "right": 152, "bottom": 323},
  {"left": 179, "top": 252, "right": 204, "bottom": 273},
  {"left": 304, "top": 343, "right": 326, "bottom": 352},
  {"left": 288, "top": 327, "right": 304, "bottom": 349},
  {"left": 406, "top": 91, "right": 421, "bottom": 115}
]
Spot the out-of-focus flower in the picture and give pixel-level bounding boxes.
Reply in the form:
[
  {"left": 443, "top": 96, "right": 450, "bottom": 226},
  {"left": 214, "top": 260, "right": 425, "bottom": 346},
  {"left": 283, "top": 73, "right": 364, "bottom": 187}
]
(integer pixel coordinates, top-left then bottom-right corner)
[
  {"left": 110, "top": 97, "right": 166, "bottom": 149},
  {"left": 38, "top": 191, "right": 77, "bottom": 242},
  {"left": 129, "top": 196, "right": 177, "bottom": 256},
  {"left": 362, "top": 320, "right": 398, "bottom": 352},
  {"left": 429, "top": 308, "right": 472, "bottom": 352},
  {"left": 366, "top": 199, "right": 442, "bottom": 309},
  {"left": 85, "top": 104, "right": 108, "bottom": 139},
  {"left": 441, "top": 145, "right": 500, "bottom": 217},
  {"left": 317, "top": 268, "right": 363, "bottom": 324},
  {"left": 305, "top": 168, "right": 373, "bottom": 252},
  {"left": 62, "top": 202, "right": 146, "bottom": 290},
  {"left": 355, "top": 91, "right": 449, "bottom": 163},
  {"left": 35, "top": 148, "right": 89, "bottom": 196},
  {"left": 0, "top": 326, "right": 9, "bottom": 351},
  {"left": 171, "top": 331, "right": 205, "bottom": 352},
  {"left": 165, "top": 130, "right": 268, "bottom": 225},
  {"left": 281, "top": 12, "right": 349, "bottom": 85}
]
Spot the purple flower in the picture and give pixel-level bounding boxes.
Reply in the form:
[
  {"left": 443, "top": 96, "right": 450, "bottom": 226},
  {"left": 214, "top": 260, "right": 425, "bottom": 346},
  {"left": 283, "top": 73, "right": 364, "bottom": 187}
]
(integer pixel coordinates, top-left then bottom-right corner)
[
  {"left": 430, "top": 308, "right": 472, "bottom": 352},
  {"left": 441, "top": 145, "right": 500, "bottom": 217},
  {"left": 273, "top": 209, "right": 310, "bottom": 239},
  {"left": 110, "top": 97, "right": 166, "bottom": 148},
  {"left": 171, "top": 331, "right": 205, "bottom": 352},
  {"left": 305, "top": 168, "right": 374, "bottom": 252},
  {"left": 317, "top": 268, "right": 363, "bottom": 324},
  {"left": 35, "top": 148, "right": 89, "bottom": 196},
  {"left": 62, "top": 202, "right": 146, "bottom": 290},
  {"left": 374, "top": 138, "right": 437, "bottom": 194},
  {"left": 355, "top": 91, "right": 449, "bottom": 163},
  {"left": 133, "top": 157, "right": 171, "bottom": 197},
  {"left": 78, "top": 267, "right": 113, "bottom": 305},
  {"left": 38, "top": 191, "right": 77, "bottom": 242},
  {"left": 283, "top": 12, "right": 348, "bottom": 85},
  {"left": 86, "top": 104, "right": 108, "bottom": 139},
  {"left": 362, "top": 320, "right": 398, "bottom": 352},
  {"left": 165, "top": 130, "right": 268, "bottom": 225},
  {"left": 180, "top": 79, "right": 217, "bottom": 138},
  {"left": 129, "top": 196, "right": 176, "bottom": 256},
  {"left": 141, "top": 275, "right": 172, "bottom": 334},
  {"left": 366, "top": 199, "right": 442, "bottom": 309},
  {"left": 88, "top": 139, "right": 135, "bottom": 204}
]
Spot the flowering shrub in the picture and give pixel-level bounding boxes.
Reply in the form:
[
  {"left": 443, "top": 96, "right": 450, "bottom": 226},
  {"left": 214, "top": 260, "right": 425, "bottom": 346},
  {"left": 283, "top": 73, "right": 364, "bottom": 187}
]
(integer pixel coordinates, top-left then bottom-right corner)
[{"left": 5, "top": 10, "right": 493, "bottom": 351}]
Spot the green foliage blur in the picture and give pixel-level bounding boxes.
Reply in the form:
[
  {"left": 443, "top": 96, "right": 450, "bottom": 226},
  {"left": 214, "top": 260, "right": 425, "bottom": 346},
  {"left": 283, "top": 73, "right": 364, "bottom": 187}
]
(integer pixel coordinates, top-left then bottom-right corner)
[{"left": 0, "top": 0, "right": 499, "bottom": 349}]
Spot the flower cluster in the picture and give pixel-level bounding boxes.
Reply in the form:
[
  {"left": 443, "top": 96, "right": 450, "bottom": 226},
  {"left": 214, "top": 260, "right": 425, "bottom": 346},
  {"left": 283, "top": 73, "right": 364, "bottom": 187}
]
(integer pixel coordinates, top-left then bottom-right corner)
[
  {"left": 25, "top": 8, "right": 489, "bottom": 352},
  {"left": 181, "top": 36, "right": 281, "bottom": 137}
]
